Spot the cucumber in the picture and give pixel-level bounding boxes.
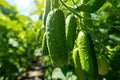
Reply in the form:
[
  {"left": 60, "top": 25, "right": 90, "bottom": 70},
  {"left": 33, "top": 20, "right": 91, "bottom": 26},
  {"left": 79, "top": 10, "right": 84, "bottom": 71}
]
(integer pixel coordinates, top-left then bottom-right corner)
[
  {"left": 43, "top": 0, "right": 51, "bottom": 27},
  {"left": 72, "top": 48, "right": 86, "bottom": 80},
  {"left": 77, "top": 31, "right": 98, "bottom": 80},
  {"left": 46, "top": 9, "right": 68, "bottom": 67},
  {"left": 66, "top": 14, "right": 77, "bottom": 53},
  {"left": 96, "top": 54, "right": 109, "bottom": 75},
  {"left": 42, "top": 32, "right": 49, "bottom": 56}
]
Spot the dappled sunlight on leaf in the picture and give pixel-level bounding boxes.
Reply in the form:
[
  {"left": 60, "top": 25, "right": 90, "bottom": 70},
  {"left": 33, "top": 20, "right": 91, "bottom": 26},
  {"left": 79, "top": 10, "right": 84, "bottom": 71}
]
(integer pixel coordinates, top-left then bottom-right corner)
[
  {"left": 0, "top": 0, "right": 11, "bottom": 8},
  {"left": 52, "top": 67, "right": 66, "bottom": 79},
  {"left": 18, "top": 31, "right": 26, "bottom": 39},
  {"left": 9, "top": 38, "right": 19, "bottom": 47}
]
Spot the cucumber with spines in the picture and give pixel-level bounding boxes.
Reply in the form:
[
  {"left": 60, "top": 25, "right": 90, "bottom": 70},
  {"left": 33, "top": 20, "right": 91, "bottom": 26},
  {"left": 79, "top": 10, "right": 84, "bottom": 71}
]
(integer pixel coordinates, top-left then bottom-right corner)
[
  {"left": 72, "top": 48, "right": 86, "bottom": 80},
  {"left": 66, "top": 14, "right": 77, "bottom": 53},
  {"left": 46, "top": 9, "right": 68, "bottom": 67},
  {"left": 77, "top": 31, "right": 98, "bottom": 80}
]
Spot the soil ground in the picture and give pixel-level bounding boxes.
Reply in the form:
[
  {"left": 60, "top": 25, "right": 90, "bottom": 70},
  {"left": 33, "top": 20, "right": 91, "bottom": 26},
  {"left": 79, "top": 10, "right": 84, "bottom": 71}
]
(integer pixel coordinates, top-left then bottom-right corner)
[{"left": 17, "top": 56, "right": 47, "bottom": 80}]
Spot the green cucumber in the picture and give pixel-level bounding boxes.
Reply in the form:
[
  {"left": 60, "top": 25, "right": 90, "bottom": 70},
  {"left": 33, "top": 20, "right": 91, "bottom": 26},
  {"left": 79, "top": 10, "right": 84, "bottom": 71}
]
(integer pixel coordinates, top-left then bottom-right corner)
[
  {"left": 66, "top": 14, "right": 77, "bottom": 53},
  {"left": 42, "top": 32, "right": 49, "bottom": 56},
  {"left": 96, "top": 54, "right": 109, "bottom": 75},
  {"left": 72, "top": 48, "right": 86, "bottom": 80},
  {"left": 43, "top": 0, "right": 51, "bottom": 27},
  {"left": 46, "top": 9, "right": 68, "bottom": 67},
  {"left": 77, "top": 31, "right": 98, "bottom": 80}
]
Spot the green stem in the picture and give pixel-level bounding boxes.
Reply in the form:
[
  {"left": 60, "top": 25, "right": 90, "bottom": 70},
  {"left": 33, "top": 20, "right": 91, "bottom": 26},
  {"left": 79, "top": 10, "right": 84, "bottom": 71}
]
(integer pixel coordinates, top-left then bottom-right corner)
[
  {"left": 60, "top": 0, "right": 81, "bottom": 18},
  {"left": 80, "top": 0, "right": 91, "bottom": 27},
  {"left": 43, "top": 0, "right": 51, "bottom": 27},
  {"left": 59, "top": 0, "right": 110, "bottom": 27},
  {"left": 81, "top": 12, "right": 92, "bottom": 28},
  {"left": 51, "top": 0, "right": 59, "bottom": 8}
]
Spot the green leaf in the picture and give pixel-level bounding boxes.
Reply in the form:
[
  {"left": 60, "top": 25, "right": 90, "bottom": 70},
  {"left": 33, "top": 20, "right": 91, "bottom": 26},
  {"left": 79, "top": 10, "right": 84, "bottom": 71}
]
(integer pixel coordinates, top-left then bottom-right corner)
[{"left": 52, "top": 68, "right": 66, "bottom": 79}]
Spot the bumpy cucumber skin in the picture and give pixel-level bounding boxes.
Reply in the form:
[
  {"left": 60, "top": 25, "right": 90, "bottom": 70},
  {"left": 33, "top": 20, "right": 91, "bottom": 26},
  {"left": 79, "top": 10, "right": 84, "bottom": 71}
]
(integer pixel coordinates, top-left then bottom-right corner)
[
  {"left": 77, "top": 31, "right": 98, "bottom": 80},
  {"left": 66, "top": 14, "right": 77, "bottom": 53},
  {"left": 72, "top": 48, "right": 86, "bottom": 80},
  {"left": 42, "top": 32, "right": 49, "bottom": 56},
  {"left": 46, "top": 9, "right": 68, "bottom": 67}
]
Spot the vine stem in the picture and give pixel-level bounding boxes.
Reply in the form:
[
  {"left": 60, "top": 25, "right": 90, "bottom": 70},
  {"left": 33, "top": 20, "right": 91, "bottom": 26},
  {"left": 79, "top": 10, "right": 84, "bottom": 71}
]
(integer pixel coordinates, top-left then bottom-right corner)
[
  {"left": 60, "top": 0, "right": 81, "bottom": 18},
  {"left": 60, "top": 0, "right": 120, "bottom": 29},
  {"left": 59, "top": 0, "right": 106, "bottom": 24},
  {"left": 51, "top": 0, "right": 59, "bottom": 9}
]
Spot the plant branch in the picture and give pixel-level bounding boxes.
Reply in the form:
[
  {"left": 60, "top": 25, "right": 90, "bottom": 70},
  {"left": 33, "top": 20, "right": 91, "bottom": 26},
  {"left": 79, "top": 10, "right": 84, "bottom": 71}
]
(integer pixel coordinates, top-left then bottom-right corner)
[{"left": 59, "top": 0, "right": 112, "bottom": 28}]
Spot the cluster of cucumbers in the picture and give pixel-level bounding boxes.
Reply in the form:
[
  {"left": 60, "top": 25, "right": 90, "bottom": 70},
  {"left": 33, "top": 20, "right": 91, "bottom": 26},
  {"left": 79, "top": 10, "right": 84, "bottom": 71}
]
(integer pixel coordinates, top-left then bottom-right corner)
[{"left": 41, "top": 0, "right": 109, "bottom": 80}]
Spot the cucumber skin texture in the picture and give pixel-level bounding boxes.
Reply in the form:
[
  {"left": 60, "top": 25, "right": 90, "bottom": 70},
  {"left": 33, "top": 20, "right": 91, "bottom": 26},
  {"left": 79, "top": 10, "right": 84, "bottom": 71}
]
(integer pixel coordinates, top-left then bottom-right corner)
[
  {"left": 66, "top": 14, "right": 77, "bottom": 53},
  {"left": 42, "top": 32, "right": 49, "bottom": 56},
  {"left": 77, "top": 31, "right": 98, "bottom": 79},
  {"left": 46, "top": 9, "right": 68, "bottom": 67},
  {"left": 72, "top": 48, "right": 86, "bottom": 80}
]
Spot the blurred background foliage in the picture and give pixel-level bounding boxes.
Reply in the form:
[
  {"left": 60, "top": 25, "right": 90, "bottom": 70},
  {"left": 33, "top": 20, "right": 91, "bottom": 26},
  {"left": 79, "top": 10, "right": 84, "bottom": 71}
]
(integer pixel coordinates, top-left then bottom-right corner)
[
  {"left": 0, "top": 0, "right": 44, "bottom": 79},
  {"left": 0, "top": 0, "right": 120, "bottom": 80}
]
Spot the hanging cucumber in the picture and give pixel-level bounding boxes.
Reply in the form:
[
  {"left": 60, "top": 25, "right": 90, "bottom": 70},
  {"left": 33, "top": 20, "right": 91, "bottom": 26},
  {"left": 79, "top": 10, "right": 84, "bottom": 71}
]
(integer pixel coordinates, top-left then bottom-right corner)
[
  {"left": 72, "top": 48, "right": 86, "bottom": 80},
  {"left": 96, "top": 54, "right": 109, "bottom": 75},
  {"left": 41, "top": 32, "right": 49, "bottom": 56},
  {"left": 42, "top": 0, "right": 51, "bottom": 27},
  {"left": 78, "top": 1, "right": 98, "bottom": 79},
  {"left": 66, "top": 14, "right": 77, "bottom": 53},
  {"left": 77, "top": 31, "right": 98, "bottom": 80},
  {"left": 46, "top": 9, "right": 68, "bottom": 67}
]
